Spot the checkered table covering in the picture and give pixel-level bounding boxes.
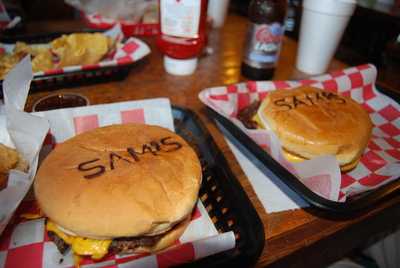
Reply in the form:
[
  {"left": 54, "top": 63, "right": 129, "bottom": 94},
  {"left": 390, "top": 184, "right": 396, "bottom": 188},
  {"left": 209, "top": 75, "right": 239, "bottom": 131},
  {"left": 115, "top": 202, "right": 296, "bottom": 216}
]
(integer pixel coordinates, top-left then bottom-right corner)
[{"left": 199, "top": 64, "right": 400, "bottom": 200}]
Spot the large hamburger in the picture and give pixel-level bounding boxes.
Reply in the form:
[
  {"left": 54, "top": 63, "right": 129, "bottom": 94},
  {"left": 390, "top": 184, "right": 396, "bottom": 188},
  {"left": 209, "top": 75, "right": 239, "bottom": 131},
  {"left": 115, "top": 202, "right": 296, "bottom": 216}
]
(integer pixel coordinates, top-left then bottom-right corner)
[
  {"left": 34, "top": 123, "right": 202, "bottom": 260},
  {"left": 253, "top": 86, "right": 373, "bottom": 172}
]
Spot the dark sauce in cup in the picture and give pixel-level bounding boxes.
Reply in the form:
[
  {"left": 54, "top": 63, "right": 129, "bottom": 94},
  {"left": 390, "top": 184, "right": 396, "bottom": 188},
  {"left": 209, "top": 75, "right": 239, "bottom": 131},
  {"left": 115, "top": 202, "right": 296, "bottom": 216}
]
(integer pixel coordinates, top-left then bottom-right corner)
[{"left": 33, "top": 93, "right": 89, "bottom": 112}]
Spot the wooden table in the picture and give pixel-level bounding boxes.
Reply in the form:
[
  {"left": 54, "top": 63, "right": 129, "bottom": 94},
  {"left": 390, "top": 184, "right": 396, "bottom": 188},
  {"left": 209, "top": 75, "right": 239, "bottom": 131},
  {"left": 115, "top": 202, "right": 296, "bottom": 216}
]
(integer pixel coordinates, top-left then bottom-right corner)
[{"left": 23, "top": 14, "right": 400, "bottom": 267}]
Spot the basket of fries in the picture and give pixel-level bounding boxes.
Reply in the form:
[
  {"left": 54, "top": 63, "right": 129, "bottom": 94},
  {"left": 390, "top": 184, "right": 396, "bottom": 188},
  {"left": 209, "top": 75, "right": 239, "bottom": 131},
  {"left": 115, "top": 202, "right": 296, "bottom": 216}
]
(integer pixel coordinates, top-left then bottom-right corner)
[{"left": 0, "top": 25, "right": 150, "bottom": 95}]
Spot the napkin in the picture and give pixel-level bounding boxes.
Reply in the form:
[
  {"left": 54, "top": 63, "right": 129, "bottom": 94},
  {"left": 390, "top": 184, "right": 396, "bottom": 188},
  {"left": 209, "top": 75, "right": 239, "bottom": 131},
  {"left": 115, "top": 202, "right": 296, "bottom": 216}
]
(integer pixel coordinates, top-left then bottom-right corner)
[
  {"left": 218, "top": 121, "right": 308, "bottom": 212},
  {"left": 199, "top": 64, "right": 400, "bottom": 210},
  {"left": 0, "top": 57, "right": 49, "bottom": 235}
]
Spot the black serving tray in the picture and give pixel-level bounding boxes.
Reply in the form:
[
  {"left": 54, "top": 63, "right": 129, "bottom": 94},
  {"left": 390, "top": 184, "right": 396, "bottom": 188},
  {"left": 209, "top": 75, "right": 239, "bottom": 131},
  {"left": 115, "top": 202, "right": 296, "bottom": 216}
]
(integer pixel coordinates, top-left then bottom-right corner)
[
  {"left": 172, "top": 106, "right": 264, "bottom": 267},
  {"left": 0, "top": 31, "right": 145, "bottom": 97},
  {"left": 206, "top": 87, "right": 400, "bottom": 215}
]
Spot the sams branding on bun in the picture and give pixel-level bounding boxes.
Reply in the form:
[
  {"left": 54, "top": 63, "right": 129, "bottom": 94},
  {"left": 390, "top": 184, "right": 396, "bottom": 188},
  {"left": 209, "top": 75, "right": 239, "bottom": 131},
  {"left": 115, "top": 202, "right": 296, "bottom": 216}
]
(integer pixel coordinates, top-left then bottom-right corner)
[{"left": 253, "top": 86, "right": 373, "bottom": 172}]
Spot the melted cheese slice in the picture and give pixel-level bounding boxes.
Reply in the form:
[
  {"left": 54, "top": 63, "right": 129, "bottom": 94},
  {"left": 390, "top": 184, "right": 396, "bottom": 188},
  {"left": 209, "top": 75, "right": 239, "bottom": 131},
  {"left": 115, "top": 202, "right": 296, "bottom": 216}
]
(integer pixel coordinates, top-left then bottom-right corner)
[
  {"left": 252, "top": 113, "right": 265, "bottom": 130},
  {"left": 20, "top": 213, "right": 43, "bottom": 220},
  {"left": 282, "top": 149, "right": 307, "bottom": 163},
  {"left": 46, "top": 221, "right": 111, "bottom": 260}
]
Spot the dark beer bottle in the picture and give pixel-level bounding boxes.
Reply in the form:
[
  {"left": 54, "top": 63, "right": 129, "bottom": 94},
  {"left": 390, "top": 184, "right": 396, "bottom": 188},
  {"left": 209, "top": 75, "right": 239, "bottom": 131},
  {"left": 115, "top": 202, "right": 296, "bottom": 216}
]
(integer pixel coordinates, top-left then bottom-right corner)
[{"left": 241, "top": 0, "right": 287, "bottom": 80}]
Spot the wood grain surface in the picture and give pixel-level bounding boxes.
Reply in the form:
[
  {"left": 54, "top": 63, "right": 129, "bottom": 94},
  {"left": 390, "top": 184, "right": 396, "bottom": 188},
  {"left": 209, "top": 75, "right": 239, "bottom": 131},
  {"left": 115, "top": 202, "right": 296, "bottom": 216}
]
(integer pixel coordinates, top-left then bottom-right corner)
[{"left": 22, "top": 14, "right": 400, "bottom": 267}]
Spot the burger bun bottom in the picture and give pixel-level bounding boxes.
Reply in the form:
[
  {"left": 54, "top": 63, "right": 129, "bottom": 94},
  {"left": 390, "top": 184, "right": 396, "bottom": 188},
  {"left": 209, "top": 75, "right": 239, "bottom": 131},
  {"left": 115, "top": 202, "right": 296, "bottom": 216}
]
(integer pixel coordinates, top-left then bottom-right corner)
[
  {"left": 283, "top": 148, "right": 361, "bottom": 173},
  {"left": 133, "top": 216, "right": 191, "bottom": 254}
]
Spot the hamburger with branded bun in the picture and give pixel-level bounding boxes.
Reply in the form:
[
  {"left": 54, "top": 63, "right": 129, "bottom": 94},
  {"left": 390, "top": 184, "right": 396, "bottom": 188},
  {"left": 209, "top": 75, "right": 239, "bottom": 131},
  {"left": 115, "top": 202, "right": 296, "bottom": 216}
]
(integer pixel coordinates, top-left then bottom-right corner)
[
  {"left": 34, "top": 123, "right": 202, "bottom": 260},
  {"left": 252, "top": 86, "right": 373, "bottom": 172}
]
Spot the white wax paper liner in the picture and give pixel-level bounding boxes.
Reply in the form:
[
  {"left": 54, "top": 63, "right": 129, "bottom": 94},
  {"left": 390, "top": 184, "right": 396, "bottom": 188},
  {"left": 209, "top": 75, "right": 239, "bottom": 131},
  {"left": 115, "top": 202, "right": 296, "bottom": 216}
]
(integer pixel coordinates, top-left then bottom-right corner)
[
  {"left": 0, "top": 57, "right": 50, "bottom": 235},
  {"left": 199, "top": 64, "right": 400, "bottom": 202}
]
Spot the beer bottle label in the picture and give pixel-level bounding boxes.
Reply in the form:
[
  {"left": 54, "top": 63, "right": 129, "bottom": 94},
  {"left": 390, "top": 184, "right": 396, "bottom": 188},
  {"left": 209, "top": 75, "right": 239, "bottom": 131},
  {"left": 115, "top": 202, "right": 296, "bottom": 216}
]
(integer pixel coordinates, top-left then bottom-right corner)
[{"left": 243, "top": 22, "right": 285, "bottom": 69}]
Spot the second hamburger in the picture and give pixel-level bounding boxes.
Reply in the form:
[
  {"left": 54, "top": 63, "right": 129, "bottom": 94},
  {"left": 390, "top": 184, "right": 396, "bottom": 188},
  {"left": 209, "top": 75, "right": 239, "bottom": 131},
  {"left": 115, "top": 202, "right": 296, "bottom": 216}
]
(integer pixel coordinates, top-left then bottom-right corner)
[{"left": 253, "top": 86, "right": 373, "bottom": 172}]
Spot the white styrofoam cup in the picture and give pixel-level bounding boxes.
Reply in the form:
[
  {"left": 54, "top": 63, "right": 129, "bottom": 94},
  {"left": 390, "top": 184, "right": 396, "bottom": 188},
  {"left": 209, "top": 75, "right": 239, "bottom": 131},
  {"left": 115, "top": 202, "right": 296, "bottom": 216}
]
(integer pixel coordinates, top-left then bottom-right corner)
[
  {"left": 207, "top": 0, "right": 230, "bottom": 28},
  {"left": 296, "top": 0, "right": 356, "bottom": 75}
]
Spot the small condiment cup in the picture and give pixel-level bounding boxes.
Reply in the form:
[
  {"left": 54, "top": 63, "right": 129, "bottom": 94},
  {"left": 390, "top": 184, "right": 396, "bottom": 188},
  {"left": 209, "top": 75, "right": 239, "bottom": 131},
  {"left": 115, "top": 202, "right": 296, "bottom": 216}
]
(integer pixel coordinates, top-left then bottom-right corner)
[{"left": 32, "top": 93, "right": 90, "bottom": 112}]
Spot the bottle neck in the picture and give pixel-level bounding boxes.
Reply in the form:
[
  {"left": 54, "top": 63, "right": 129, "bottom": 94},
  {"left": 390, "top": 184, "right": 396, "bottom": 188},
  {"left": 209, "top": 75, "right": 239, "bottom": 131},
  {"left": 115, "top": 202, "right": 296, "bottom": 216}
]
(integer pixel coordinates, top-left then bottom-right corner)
[{"left": 248, "top": 0, "right": 288, "bottom": 24}]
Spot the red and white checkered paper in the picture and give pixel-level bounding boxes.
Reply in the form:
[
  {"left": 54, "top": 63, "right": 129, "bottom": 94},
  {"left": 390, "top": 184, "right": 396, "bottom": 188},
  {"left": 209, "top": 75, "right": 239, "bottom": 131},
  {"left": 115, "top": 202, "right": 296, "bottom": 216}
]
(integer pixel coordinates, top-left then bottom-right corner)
[
  {"left": 199, "top": 64, "right": 400, "bottom": 202},
  {"left": 0, "top": 24, "right": 151, "bottom": 78},
  {"left": 0, "top": 200, "right": 233, "bottom": 268},
  {"left": 0, "top": 98, "right": 235, "bottom": 268}
]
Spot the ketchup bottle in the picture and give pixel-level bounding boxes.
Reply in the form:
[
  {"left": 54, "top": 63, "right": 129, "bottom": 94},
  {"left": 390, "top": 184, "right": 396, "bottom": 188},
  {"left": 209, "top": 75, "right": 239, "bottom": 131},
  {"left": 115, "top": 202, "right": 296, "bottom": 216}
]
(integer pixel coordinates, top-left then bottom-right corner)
[
  {"left": 157, "top": 0, "right": 208, "bottom": 76},
  {"left": 241, "top": 0, "right": 287, "bottom": 80}
]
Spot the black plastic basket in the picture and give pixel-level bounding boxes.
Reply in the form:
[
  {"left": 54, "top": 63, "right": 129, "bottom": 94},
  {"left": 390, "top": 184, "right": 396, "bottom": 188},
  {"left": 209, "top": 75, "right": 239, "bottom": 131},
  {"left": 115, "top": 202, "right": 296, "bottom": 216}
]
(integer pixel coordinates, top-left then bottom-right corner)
[
  {"left": 0, "top": 31, "right": 144, "bottom": 97},
  {"left": 206, "top": 87, "right": 400, "bottom": 215},
  {"left": 172, "top": 106, "right": 265, "bottom": 267}
]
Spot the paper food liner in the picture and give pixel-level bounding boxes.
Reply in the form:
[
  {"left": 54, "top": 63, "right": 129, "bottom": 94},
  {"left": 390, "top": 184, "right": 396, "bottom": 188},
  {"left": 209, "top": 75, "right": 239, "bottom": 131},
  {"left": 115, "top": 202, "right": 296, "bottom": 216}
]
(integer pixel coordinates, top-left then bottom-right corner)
[
  {"left": 0, "top": 57, "right": 49, "bottom": 235},
  {"left": 199, "top": 64, "right": 400, "bottom": 202},
  {"left": 0, "top": 59, "right": 235, "bottom": 268},
  {"left": 0, "top": 24, "right": 151, "bottom": 79}
]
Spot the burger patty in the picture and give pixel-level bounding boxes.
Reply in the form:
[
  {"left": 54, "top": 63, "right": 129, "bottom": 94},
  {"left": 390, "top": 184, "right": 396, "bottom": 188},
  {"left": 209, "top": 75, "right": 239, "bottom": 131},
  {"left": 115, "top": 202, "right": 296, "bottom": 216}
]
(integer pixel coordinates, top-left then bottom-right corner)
[
  {"left": 0, "top": 173, "right": 8, "bottom": 191},
  {"left": 48, "top": 231, "right": 163, "bottom": 255},
  {"left": 237, "top": 100, "right": 260, "bottom": 129},
  {"left": 110, "top": 234, "right": 163, "bottom": 254},
  {"left": 48, "top": 231, "right": 70, "bottom": 254}
]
